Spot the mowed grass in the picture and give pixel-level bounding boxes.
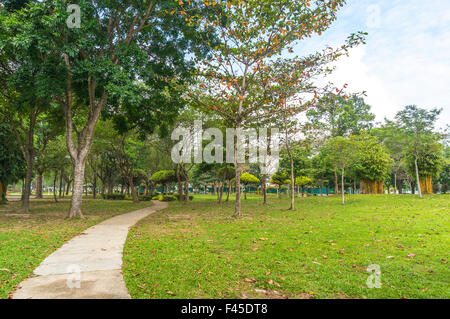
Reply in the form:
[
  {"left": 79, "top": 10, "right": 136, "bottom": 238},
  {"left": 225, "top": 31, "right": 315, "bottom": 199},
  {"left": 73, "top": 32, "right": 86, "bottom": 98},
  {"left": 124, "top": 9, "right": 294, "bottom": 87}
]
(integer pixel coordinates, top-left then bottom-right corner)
[
  {"left": 0, "top": 198, "right": 153, "bottom": 299},
  {"left": 123, "top": 194, "right": 449, "bottom": 299}
]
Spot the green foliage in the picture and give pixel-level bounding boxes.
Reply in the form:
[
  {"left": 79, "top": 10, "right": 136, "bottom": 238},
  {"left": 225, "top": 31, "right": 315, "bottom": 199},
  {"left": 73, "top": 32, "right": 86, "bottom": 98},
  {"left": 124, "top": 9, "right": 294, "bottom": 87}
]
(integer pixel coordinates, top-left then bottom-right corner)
[
  {"left": 404, "top": 137, "right": 444, "bottom": 179},
  {"left": 307, "top": 95, "right": 375, "bottom": 137},
  {"left": 355, "top": 134, "right": 393, "bottom": 182},
  {"left": 324, "top": 136, "right": 359, "bottom": 170},
  {"left": 150, "top": 170, "right": 176, "bottom": 185},
  {"left": 240, "top": 173, "right": 260, "bottom": 185},
  {"left": 270, "top": 171, "right": 290, "bottom": 187},
  {"left": 295, "top": 176, "right": 312, "bottom": 187},
  {"left": 0, "top": 118, "right": 25, "bottom": 185}
]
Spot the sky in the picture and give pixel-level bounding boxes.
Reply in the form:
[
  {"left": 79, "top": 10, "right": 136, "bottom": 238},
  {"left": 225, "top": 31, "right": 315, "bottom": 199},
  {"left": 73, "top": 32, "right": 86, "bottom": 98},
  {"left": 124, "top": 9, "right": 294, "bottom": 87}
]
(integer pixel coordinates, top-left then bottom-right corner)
[{"left": 293, "top": 0, "right": 450, "bottom": 129}]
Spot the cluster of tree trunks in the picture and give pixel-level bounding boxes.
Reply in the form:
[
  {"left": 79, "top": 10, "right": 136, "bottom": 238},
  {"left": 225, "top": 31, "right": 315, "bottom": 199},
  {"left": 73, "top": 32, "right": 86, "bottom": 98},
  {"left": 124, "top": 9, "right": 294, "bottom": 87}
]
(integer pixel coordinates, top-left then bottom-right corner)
[
  {"left": 419, "top": 175, "right": 433, "bottom": 194},
  {"left": 361, "top": 180, "right": 384, "bottom": 194}
]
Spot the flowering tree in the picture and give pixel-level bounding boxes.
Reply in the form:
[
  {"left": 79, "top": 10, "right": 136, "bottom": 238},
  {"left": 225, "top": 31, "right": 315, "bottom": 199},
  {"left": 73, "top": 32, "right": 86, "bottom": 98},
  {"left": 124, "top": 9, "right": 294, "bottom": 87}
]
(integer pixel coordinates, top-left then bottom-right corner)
[{"left": 184, "top": 0, "right": 366, "bottom": 216}]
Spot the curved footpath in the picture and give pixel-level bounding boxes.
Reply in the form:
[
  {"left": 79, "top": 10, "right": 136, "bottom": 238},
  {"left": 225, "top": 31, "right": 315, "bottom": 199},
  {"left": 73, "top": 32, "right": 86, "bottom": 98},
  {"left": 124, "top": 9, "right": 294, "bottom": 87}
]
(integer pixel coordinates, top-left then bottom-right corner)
[{"left": 12, "top": 200, "right": 168, "bottom": 299}]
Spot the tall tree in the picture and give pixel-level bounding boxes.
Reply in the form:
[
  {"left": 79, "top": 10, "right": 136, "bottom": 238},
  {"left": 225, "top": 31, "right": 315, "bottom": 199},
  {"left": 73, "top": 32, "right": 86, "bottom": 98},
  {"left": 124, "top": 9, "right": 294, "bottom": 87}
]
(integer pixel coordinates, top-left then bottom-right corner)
[
  {"left": 325, "top": 136, "right": 359, "bottom": 205},
  {"left": 186, "top": 0, "right": 365, "bottom": 216},
  {"left": 394, "top": 105, "right": 442, "bottom": 198}
]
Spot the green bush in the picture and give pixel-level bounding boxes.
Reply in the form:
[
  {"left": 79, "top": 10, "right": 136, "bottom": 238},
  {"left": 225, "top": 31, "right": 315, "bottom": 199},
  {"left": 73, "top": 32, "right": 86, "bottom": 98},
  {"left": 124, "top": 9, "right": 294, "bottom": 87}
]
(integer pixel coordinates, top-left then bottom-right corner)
[
  {"left": 138, "top": 194, "right": 154, "bottom": 201},
  {"left": 102, "top": 193, "right": 126, "bottom": 200},
  {"left": 159, "top": 195, "right": 176, "bottom": 202},
  {"left": 152, "top": 195, "right": 162, "bottom": 200}
]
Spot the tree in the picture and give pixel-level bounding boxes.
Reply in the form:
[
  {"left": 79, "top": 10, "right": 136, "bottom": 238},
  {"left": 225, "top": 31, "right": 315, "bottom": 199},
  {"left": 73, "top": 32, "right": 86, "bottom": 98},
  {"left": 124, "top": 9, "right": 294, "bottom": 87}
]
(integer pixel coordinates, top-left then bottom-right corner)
[
  {"left": 240, "top": 172, "right": 260, "bottom": 200},
  {"left": 355, "top": 134, "right": 392, "bottom": 194},
  {"left": 395, "top": 105, "right": 442, "bottom": 198},
  {"left": 217, "top": 165, "right": 235, "bottom": 203},
  {"left": 295, "top": 176, "right": 312, "bottom": 197},
  {"left": 270, "top": 171, "right": 290, "bottom": 198},
  {"left": 0, "top": 4, "right": 64, "bottom": 211},
  {"left": 150, "top": 170, "right": 177, "bottom": 195},
  {"left": 3, "top": 1, "right": 208, "bottom": 218},
  {"left": 0, "top": 116, "right": 25, "bottom": 202},
  {"left": 404, "top": 136, "right": 444, "bottom": 194},
  {"left": 371, "top": 123, "right": 409, "bottom": 194},
  {"left": 307, "top": 94, "right": 375, "bottom": 138},
  {"left": 325, "top": 137, "right": 359, "bottom": 205},
  {"left": 186, "top": 0, "right": 365, "bottom": 216}
]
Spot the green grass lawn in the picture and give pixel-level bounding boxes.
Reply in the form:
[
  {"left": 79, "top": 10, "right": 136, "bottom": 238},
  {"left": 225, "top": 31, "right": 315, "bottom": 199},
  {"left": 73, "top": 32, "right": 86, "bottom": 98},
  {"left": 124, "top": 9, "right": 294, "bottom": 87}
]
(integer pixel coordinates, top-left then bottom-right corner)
[
  {"left": 123, "top": 194, "right": 449, "bottom": 299},
  {"left": 0, "top": 198, "right": 153, "bottom": 299}
]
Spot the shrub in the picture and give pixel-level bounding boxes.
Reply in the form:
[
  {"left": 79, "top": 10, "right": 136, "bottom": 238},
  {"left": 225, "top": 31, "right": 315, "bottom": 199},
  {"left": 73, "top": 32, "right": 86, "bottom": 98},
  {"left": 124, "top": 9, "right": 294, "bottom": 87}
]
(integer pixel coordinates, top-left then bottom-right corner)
[
  {"left": 138, "top": 194, "right": 154, "bottom": 202},
  {"left": 102, "top": 193, "right": 126, "bottom": 200},
  {"left": 152, "top": 195, "right": 162, "bottom": 200},
  {"left": 159, "top": 195, "right": 176, "bottom": 202}
]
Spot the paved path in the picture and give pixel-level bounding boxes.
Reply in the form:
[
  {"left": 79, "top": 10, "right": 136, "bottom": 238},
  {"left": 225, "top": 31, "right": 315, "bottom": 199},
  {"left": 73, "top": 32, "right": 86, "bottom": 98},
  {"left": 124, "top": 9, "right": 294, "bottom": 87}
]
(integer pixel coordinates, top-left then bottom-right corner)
[{"left": 12, "top": 201, "right": 168, "bottom": 299}]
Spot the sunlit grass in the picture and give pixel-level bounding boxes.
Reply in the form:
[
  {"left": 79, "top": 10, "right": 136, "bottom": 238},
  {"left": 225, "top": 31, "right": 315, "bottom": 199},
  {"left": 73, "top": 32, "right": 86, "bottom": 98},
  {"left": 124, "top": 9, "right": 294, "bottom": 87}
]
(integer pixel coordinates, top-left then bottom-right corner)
[{"left": 123, "top": 194, "right": 449, "bottom": 299}]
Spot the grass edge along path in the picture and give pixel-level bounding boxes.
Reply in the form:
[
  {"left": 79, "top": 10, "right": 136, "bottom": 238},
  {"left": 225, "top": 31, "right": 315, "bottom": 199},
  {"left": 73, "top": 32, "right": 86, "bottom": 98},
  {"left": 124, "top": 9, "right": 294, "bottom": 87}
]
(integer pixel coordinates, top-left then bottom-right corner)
[{"left": 0, "top": 199, "right": 153, "bottom": 299}]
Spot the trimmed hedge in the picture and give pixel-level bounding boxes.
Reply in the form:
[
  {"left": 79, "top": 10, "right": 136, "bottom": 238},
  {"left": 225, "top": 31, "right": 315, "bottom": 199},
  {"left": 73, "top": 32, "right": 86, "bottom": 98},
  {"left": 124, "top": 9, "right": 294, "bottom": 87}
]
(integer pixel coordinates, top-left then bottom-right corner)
[
  {"left": 102, "top": 193, "right": 126, "bottom": 200},
  {"left": 138, "top": 194, "right": 154, "bottom": 202}
]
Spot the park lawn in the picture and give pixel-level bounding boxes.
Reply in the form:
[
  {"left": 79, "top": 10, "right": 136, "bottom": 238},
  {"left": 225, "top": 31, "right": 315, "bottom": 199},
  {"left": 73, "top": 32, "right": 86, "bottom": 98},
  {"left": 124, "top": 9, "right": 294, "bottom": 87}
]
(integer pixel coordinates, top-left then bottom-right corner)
[
  {"left": 0, "top": 198, "right": 153, "bottom": 299},
  {"left": 123, "top": 194, "right": 449, "bottom": 299}
]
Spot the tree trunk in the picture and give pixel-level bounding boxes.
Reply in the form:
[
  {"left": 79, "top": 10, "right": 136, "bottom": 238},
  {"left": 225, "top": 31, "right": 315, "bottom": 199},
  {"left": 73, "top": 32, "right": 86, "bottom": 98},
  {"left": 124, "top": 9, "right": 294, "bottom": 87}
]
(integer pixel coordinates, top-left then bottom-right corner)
[
  {"left": 234, "top": 125, "right": 242, "bottom": 217},
  {"left": 93, "top": 171, "right": 97, "bottom": 199},
  {"left": 394, "top": 173, "right": 397, "bottom": 195},
  {"left": 414, "top": 157, "right": 422, "bottom": 198},
  {"left": 334, "top": 168, "right": 339, "bottom": 195},
  {"left": 66, "top": 180, "right": 71, "bottom": 196},
  {"left": 262, "top": 176, "right": 267, "bottom": 205},
  {"left": 184, "top": 179, "right": 189, "bottom": 205},
  {"left": 128, "top": 176, "right": 139, "bottom": 203},
  {"left": 226, "top": 180, "right": 231, "bottom": 202},
  {"left": 289, "top": 152, "right": 295, "bottom": 210},
  {"left": 36, "top": 172, "right": 44, "bottom": 199},
  {"left": 53, "top": 172, "right": 58, "bottom": 203},
  {"left": 341, "top": 168, "right": 345, "bottom": 205},
  {"left": 21, "top": 158, "right": 33, "bottom": 213},
  {"left": 59, "top": 169, "right": 64, "bottom": 198},
  {"left": 175, "top": 165, "right": 183, "bottom": 201},
  {"left": 68, "top": 160, "right": 86, "bottom": 219}
]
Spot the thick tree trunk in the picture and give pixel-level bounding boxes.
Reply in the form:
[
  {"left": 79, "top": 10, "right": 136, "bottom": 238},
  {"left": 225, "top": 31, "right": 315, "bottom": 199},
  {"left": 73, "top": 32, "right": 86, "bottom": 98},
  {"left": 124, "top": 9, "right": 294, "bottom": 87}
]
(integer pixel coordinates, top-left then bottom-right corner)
[
  {"left": 128, "top": 176, "right": 139, "bottom": 203},
  {"left": 414, "top": 157, "right": 422, "bottom": 198},
  {"left": 341, "top": 168, "right": 345, "bottom": 205},
  {"left": 36, "top": 172, "right": 43, "bottom": 199},
  {"left": 68, "top": 160, "right": 86, "bottom": 219}
]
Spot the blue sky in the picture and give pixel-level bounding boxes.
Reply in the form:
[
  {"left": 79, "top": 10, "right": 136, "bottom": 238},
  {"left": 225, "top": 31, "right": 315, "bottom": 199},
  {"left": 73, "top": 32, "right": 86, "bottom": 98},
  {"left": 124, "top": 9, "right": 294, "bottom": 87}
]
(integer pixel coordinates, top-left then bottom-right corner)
[{"left": 294, "top": 0, "right": 450, "bottom": 129}]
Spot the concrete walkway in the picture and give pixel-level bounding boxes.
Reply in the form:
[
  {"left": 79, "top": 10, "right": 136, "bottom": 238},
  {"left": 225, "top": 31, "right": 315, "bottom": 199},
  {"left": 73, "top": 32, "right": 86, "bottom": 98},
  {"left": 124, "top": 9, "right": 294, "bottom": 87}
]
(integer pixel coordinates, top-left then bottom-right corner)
[{"left": 12, "top": 201, "right": 168, "bottom": 299}]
